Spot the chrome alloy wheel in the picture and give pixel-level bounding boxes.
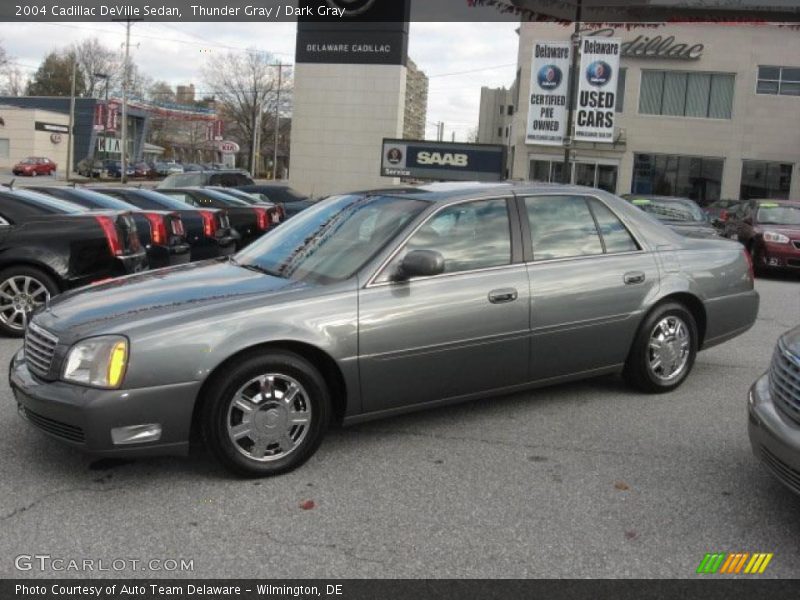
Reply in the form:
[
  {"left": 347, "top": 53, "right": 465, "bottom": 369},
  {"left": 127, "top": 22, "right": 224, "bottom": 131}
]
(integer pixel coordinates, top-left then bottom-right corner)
[
  {"left": 0, "top": 276, "right": 50, "bottom": 331},
  {"left": 648, "top": 316, "right": 691, "bottom": 383},
  {"left": 226, "top": 374, "right": 312, "bottom": 462}
]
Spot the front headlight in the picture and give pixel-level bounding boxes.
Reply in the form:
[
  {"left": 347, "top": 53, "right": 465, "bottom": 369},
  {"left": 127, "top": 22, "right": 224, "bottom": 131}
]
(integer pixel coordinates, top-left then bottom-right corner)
[
  {"left": 62, "top": 336, "right": 128, "bottom": 389},
  {"left": 763, "top": 231, "right": 790, "bottom": 244}
]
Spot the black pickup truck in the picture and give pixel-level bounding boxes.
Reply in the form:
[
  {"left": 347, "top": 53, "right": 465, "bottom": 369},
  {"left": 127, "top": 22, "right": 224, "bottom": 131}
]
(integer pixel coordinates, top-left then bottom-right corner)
[{"left": 0, "top": 187, "right": 147, "bottom": 336}]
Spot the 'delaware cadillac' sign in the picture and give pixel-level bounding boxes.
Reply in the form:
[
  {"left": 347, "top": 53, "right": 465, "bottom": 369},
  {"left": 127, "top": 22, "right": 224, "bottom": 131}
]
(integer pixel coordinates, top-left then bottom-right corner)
[
  {"left": 527, "top": 41, "right": 571, "bottom": 146},
  {"left": 574, "top": 36, "right": 621, "bottom": 143}
]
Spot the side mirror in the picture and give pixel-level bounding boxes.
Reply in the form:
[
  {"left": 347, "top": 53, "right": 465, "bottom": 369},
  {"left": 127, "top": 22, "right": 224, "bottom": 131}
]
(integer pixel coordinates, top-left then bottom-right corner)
[{"left": 395, "top": 249, "right": 445, "bottom": 280}]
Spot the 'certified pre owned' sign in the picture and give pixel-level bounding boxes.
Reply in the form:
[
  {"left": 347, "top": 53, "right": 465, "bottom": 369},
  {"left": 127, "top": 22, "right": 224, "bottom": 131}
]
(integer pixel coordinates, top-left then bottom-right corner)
[{"left": 381, "top": 139, "right": 506, "bottom": 182}]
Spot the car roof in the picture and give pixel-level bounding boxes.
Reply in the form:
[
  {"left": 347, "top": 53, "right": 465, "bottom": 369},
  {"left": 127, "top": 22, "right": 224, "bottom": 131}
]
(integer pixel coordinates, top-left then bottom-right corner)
[
  {"left": 752, "top": 198, "right": 800, "bottom": 205},
  {"left": 350, "top": 181, "right": 613, "bottom": 203}
]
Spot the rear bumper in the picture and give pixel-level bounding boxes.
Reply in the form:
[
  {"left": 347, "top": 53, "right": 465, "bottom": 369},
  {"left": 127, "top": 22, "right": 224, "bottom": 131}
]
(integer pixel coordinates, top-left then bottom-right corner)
[
  {"left": 748, "top": 373, "right": 800, "bottom": 496},
  {"left": 113, "top": 249, "right": 149, "bottom": 276},
  {"left": 147, "top": 243, "right": 191, "bottom": 269},
  {"left": 702, "top": 289, "right": 760, "bottom": 350},
  {"left": 9, "top": 349, "right": 199, "bottom": 457},
  {"left": 189, "top": 236, "right": 236, "bottom": 261}
]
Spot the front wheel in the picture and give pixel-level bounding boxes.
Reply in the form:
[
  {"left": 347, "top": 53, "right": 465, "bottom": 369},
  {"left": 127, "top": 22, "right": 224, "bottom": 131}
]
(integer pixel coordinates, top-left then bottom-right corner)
[
  {"left": 0, "top": 266, "right": 59, "bottom": 337},
  {"left": 623, "top": 302, "right": 698, "bottom": 393},
  {"left": 201, "top": 351, "right": 331, "bottom": 477}
]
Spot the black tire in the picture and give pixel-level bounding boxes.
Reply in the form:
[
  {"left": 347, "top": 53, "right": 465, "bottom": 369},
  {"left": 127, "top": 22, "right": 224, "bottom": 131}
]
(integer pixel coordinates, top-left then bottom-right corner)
[
  {"left": 623, "top": 302, "right": 698, "bottom": 394},
  {"left": 749, "top": 243, "right": 764, "bottom": 276},
  {"left": 0, "top": 266, "right": 59, "bottom": 337},
  {"left": 201, "top": 350, "right": 331, "bottom": 477}
]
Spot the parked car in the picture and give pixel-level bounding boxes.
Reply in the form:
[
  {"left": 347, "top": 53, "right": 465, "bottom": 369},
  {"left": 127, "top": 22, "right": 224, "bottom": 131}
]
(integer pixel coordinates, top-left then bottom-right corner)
[
  {"left": 623, "top": 195, "right": 720, "bottom": 239},
  {"left": 133, "top": 162, "right": 156, "bottom": 179},
  {"left": 181, "top": 163, "right": 204, "bottom": 172},
  {"left": 28, "top": 186, "right": 191, "bottom": 269},
  {"left": 237, "top": 184, "right": 314, "bottom": 218},
  {"left": 154, "top": 162, "right": 184, "bottom": 176},
  {"left": 76, "top": 158, "right": 104, "bottom": 179},
  {"left": 728, "top": 199, "right": 800, "bottom": 273},
  {"left": 207, "top": 187, "right": 284, "bottom": 225},
  {"left": 9, "top": 182, "right": 759, "bottom": 475},
  {"left": 0, "top": 186, "right": 146, "bottom": 336},
  {"left": 12, "top": 157, "right": 57, "bottom": 177},
  {"left": 705, "top": 199, "right": 745, "bottom": 236},
  {"left": 157, "top": 170, "right": 254, "bottom": 189},
  {"left": 104, "top": 160, "right": 136, "bottom": 179},
  {"left": 96, "top": 187, "right": 237, "bottom": 261},
  {"left": 749, "top": 325, "right": 800, "bottom": 496},
  {"left": 158, "top": 187, "right": 272, "bottom": 248}
]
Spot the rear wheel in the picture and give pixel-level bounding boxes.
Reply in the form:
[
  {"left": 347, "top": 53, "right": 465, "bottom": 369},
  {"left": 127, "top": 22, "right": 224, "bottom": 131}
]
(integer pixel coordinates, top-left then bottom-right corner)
[
  {"left": 201, "top": 351, "right": 331, "bottom": 477},
  {"left": 0, "top": 266, "right": 58, "bottom": 337},
  {"left": 623, "top": 302, "right": 698, "bottom": 393}
]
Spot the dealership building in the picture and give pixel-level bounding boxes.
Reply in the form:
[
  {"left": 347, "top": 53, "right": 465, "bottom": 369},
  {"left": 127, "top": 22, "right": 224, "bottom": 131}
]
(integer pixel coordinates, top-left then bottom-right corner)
[{"left": 491, "top": 22, "right": 800, "bottom": 202}]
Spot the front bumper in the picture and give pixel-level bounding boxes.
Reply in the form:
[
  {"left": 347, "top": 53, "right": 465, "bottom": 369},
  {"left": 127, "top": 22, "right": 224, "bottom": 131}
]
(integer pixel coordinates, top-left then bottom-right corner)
[
  {"left": 9, "top": 349, "right": 201, "bottom": 458},
  {"left": 748, "top": 373, "right": 800, "bottom": 496},
  {"left": 759, "top": 242, "right": 800, "bottom": 270}
]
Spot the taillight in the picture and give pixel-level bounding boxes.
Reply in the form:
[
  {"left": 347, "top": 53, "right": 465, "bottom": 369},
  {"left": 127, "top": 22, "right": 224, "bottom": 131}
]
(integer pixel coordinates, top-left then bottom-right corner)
[
  {"left": 199, "top": 210, "right": 217, "bottom": 237},
  {"left": 95, "top": 215, "right": 122, "bottom": 256},
  {"left": 143, "top": 213, "right": 167, "bottom": 246},
  {"left": 253, "top": 207, "right": 269, "bottom": 230},
  {"left": 743, "top": 248, "right": 754, "bottom": 282}
]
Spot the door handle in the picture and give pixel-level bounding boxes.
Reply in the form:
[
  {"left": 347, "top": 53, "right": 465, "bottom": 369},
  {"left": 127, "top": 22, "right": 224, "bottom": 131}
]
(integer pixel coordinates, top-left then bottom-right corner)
[
  {"left": 624, "top": 271, "right": 646, "bottom": 285},
  {"left": 488, "top": 288, "right": 518, "bottom": 304}
]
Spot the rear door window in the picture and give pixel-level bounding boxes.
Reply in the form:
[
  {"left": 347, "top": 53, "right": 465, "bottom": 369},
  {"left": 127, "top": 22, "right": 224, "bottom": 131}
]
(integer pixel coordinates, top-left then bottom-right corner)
[
  {"left": 524, "top": 195, "right": 603, "bottom": 260},
  {"left": 587, "top": 199, "right": 640, "bottom": 253}
]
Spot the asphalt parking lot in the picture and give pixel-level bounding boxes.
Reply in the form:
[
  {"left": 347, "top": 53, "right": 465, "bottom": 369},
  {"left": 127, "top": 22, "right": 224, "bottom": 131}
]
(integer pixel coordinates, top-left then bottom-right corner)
[{"left": 0, "top": 275, "right": 798, "bottom": 579}]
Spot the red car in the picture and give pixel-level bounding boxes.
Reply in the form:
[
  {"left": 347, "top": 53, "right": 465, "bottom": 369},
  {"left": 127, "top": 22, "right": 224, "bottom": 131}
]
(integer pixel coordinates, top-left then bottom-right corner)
[
  {"left": 12, "top": 156, "right": 57, "bottom": 176},
  {"left": 733, "top": 199, "right": 800, "bottom": 273}
]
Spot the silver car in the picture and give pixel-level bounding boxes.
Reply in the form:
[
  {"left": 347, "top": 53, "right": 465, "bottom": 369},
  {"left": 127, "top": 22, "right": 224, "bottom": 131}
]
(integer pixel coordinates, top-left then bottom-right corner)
[{"left": 10, "top": 183, "right": 759, "bottom": 476}]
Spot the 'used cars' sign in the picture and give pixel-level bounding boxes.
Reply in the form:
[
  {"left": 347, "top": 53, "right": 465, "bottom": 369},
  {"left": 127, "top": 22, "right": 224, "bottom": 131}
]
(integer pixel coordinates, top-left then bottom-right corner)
[
  {"left": 574, "top": 36, "right": 621, "bottom": 143},
  {"left": 381, "top": 139, "right": 506, "bottom": 182}
]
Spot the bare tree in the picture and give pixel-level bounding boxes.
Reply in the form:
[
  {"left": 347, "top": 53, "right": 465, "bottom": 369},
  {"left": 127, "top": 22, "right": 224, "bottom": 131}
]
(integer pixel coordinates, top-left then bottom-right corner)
[
  {"left": 202, "top": 49, "right": 282, "bottom": 174},
  {"left": 147, "top": 80, "right": 176, "bottom": 104},
  {"left": 73, "top": 38, "right": 121, "bottom": 98},
  {"left": 0, "top": 42, "right": 27, "bottom": 96}
]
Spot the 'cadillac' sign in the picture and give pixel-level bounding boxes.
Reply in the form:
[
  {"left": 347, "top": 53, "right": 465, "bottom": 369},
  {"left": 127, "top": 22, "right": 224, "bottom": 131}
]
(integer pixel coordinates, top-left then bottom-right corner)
[{"left": 381, "top": 139, "right": 506, "bottom": 182}]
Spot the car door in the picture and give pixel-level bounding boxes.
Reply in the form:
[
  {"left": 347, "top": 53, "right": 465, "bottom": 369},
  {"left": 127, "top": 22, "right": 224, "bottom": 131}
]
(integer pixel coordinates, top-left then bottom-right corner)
[
  {"left": 358, "top": 196, "right": 530, "bottom": 413},
  {"left": 520, "top": 193, "right": 660, "bottom": 381}
]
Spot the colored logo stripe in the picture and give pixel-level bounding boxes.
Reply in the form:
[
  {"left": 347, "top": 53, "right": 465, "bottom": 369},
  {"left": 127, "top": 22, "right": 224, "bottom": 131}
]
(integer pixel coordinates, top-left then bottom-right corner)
[{"left": 696, "top": 553, "right": 773, "bottom": 574}]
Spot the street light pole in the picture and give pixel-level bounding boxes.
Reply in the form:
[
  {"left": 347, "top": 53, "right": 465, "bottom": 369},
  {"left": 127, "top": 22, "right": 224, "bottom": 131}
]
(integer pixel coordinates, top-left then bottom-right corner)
[
  {"left": 120, "top": 19, "right": 132, "bottom": 184},
  {"left": 272, "top": 63, "right": 283, "bottom": 180},
  {"left": 66, "top": 55, "right": 77, "bottom": 181},
  {"left": 562, "top": 0, "right": 583, "bottom": 184}
]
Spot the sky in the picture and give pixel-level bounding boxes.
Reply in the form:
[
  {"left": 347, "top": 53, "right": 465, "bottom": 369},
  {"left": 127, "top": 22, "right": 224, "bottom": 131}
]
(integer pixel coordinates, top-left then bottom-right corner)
[{"left": 0, "top": 20, "right": 520, "bottom": 142}]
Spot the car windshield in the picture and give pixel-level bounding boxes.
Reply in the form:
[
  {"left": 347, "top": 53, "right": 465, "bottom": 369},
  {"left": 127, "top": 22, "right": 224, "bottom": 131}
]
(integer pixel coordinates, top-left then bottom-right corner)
[
  {"left": 629, "top": 198, "right": 706, "bottom": 222},
  {"left": 20, "top": 158, "right": 36, "bottom": 164},
  {"left": 234, "top": 193, "right": 428, "bottom": 284},
  {"left": 160, "top": 173, "right": 203, "bottom": 187},
  {"left": 757, "top": 203, "right": 800, "bottom": 225}
]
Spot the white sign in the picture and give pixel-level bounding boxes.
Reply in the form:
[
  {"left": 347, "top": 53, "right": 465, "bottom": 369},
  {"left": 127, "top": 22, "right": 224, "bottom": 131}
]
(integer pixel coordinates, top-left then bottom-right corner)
[
  {"left": 526, "top": 41, "right": 571, "bottom": 146},
  {"left": 97, "top": 137, "right": 122, "bottom": 154},
  {"left": 217, "top": 140, "right": 240, "bottom": 154},
  {"left": 574, "top": 37, "right": 621, "bottom": 143}
]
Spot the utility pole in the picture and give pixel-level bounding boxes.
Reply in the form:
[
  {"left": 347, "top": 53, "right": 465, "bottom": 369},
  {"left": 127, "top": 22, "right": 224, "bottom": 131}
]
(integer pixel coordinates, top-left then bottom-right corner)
[
  {"left": 272, "top": 63, "right": 283, "bottom": 180},
  {"left": 562, "top": 0, "right": 583, "bottom": 184},
  {"left": 66, "top": 55, "right": 77, "bottom": 181},
  {"left": 113, "top": 18, "right": 141, "bottom": 183},
  {"left": 251, "top": 89, "right": 260, "bottom": 176},
  {"left": 435, "top": 121, "right": 444, "bottom": 142}
]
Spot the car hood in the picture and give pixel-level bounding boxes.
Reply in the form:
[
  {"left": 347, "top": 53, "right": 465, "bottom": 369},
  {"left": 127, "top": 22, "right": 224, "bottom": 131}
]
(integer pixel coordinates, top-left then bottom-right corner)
[
  {"left": 666, "top": 222, "right": 720, "bottom": 239},
  {"left": 33, "top": 259, "right": 310, "bottom": 339},
  {"left": 781, "top": 326, "right": 800, "bottom": 359}
]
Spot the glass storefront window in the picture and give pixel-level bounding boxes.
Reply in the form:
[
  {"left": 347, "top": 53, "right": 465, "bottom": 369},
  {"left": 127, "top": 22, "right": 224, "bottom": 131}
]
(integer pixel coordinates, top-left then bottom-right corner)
[
  {"left": 632, "top": 153, "right": 723, "bottom": 204},
  {"left": 529, "top": 159, "right": 617, "bottom": 193},
  {"left": 740, "top": 161, "right": 793, "bottom": 200}
]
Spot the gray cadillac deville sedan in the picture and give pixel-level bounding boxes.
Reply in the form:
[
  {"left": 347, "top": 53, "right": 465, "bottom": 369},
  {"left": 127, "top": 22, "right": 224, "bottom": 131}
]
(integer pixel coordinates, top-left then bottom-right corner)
[{"left": 10, "top": 182, "right": 759, "bottom": 476}]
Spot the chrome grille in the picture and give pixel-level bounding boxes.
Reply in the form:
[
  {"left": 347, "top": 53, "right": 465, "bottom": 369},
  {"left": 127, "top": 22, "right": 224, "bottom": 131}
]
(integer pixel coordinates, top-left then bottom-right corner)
[
  {"left": 24, "top": 322, "right": 58, "bottom": 378},
  {"left": 770, "top": 340, "right": 800, "bottom": 424}
]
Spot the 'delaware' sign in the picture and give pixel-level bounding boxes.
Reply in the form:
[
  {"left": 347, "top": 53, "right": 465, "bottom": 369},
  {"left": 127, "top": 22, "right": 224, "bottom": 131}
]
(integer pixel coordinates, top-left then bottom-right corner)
[
  {"left": 526, "top": 41, "right": 571, "bottom": 147},
  {"left": 574, "top": 37, "right": 621, "bottom": 143}
]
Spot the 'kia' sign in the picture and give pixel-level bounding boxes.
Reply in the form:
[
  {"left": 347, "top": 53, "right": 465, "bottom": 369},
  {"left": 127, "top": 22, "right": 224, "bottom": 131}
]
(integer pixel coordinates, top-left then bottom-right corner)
[
  {"left": 217, "top": 140, "right": 240, "bottom": 153},
  {"left": 381, "top": 139, "right": 506, "bottom": 182},
  {"left": 574, "top": 37, "right": 621, "bottom": 143}
]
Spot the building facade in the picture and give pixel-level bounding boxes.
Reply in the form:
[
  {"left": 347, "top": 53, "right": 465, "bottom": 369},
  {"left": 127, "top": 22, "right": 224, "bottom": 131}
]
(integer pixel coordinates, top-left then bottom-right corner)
[
  {"left": 404, "top": 58, "right": 429, "bottom": 140},
  {"left": 0, "top": 105, "right": 70, "bottom": 174},
  {"left": 477, "top": 86, "right": 515, "bottom": 145},
  {"left": 509, "top": 23, "right": 800, "bottom": 202}
]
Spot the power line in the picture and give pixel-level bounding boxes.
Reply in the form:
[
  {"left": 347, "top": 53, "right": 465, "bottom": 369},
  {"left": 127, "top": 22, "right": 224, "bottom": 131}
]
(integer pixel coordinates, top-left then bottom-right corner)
[{"left": 427, "top": 63, "right": 516, "bottom": 78}]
